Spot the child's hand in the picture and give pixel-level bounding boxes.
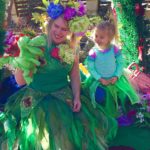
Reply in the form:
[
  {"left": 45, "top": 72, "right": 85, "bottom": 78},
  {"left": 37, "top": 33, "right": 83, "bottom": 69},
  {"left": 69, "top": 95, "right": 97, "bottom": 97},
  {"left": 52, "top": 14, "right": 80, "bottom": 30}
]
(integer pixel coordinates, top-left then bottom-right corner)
[
  {"left": 110, "top": 76, "right": 118, "bottom": 84},
  {"left": 99, "top": 78, "right": 110, "bottom": 86}
]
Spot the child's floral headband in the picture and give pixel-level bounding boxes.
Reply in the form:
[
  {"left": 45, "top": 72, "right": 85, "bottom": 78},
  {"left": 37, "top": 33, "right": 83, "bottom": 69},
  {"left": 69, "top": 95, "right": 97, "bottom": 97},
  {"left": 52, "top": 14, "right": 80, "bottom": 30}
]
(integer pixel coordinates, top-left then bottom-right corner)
[{"left": 47, "top": 0, "right": 90, "bottom": 36}]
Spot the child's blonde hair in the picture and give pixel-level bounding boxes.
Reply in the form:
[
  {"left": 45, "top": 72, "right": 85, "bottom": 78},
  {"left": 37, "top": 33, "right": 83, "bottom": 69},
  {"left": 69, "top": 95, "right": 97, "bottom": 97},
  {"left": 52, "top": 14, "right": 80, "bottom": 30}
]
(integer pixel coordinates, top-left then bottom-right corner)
[{"left": 96, "top": 20, "right": 116, "bottom": 40}]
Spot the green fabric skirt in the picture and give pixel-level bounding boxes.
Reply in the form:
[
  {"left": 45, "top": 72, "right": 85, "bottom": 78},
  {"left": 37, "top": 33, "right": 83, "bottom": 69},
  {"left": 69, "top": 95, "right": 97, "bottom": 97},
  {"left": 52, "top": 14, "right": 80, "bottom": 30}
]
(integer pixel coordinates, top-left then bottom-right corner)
[
  {"left": 0, "top": 86, "right": 117, "bottom": 150},
  {"left": 82, "top": 75, "right": 140, "bottom": 117}
]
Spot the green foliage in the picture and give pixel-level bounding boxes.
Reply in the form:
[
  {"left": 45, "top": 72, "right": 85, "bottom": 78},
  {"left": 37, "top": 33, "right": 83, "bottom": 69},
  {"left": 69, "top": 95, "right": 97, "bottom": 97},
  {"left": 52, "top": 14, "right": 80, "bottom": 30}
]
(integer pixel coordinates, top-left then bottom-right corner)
[
  {"left": 32, "top": 12, "right": 47, "bottom": 32},
  {"left": 0, "top": 0, "right": 6, "bottom": 55},
  {"left": 42, "top": 0, "right": 49, "bottom": 7},
  {"left": 112, "top": 0, "right": 139, "bottom": 66},
  {"left": 22, "top": 28, "right": 37, "bottom": 38},
  {"left": 0, "top": 0, "right": 6, "bottom": 81}
]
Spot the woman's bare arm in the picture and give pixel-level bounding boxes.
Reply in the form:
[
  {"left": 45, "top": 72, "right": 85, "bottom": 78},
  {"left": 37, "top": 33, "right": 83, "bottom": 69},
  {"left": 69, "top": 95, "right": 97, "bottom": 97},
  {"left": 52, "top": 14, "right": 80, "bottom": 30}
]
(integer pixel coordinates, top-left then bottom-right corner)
[
  {"left": 14, "top": 69, "right": 26, "bottom": 86},
  {"left": 70, "top": 55, "right": 81, "bottom": 112}
]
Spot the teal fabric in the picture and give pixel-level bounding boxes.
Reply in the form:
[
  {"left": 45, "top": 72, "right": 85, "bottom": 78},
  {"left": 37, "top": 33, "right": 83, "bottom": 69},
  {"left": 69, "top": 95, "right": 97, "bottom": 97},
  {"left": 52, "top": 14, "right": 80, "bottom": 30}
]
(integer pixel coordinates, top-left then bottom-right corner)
[{"left": 87, "top": 45, "right": 124, "bottom": 80}]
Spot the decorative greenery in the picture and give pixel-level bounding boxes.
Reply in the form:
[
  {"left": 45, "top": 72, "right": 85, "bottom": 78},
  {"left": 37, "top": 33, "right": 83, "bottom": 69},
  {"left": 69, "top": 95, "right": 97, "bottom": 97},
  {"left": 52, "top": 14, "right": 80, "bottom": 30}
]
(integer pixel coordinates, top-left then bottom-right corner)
[
  {"left": 32, "top": 12, "right": 47, "bottom": 32},
  {"left": 22, "top": 28, "right": 37, "bottom": 38},
  {"left": 0, "top": 0, "right": 6, "bottom": 81},
  {"left": 112, "top": 0, "right": 139, "bottom": 66},
  {"left": 0, "top": 0, "right": 6, "bottom": 55}
]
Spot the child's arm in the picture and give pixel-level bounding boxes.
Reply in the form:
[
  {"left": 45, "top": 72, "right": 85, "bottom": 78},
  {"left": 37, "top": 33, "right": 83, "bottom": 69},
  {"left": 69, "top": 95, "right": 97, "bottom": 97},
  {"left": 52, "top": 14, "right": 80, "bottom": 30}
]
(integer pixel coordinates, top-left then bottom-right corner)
[
  {"left": 113, "top": 46, "right": 124, "bottom": 78},
  {"left": 87, "top": 49, "right": 101, "bottom": 80}
]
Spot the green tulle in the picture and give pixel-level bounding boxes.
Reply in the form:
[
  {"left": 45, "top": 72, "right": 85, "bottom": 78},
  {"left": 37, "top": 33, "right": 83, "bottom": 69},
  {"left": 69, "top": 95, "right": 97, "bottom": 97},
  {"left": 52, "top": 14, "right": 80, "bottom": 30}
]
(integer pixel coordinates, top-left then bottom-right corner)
[
  {"left": 0, "top": 39, "right": 118, "bottom": 149},
  {"left": 0, "top": 86, "right": 117, "bottom": 150},
  {"left": 83, "top": 75, "right": 140, "bottom": 117}
]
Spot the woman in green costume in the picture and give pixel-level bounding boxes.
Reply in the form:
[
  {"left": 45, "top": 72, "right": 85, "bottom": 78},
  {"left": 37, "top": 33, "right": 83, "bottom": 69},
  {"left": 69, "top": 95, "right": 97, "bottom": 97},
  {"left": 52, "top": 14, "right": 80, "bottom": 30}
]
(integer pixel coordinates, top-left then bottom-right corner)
[{"left": 0, "top": 2, "right": 117, "bottom": 150}]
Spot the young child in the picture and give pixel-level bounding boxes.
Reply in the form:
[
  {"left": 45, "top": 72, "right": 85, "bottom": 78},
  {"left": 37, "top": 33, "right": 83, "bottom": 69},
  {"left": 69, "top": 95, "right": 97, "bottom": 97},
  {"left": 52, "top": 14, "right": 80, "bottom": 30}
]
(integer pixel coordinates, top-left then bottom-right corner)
[{"left": 86, "top": 20, "right": 140, "bottom": 117}]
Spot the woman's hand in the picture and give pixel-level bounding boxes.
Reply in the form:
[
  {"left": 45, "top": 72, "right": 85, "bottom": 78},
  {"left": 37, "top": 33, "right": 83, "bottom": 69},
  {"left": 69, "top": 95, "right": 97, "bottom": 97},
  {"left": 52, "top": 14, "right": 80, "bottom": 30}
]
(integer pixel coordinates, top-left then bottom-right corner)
[{"left": 73, "top": 99, "right": 81, "bottom": 112}]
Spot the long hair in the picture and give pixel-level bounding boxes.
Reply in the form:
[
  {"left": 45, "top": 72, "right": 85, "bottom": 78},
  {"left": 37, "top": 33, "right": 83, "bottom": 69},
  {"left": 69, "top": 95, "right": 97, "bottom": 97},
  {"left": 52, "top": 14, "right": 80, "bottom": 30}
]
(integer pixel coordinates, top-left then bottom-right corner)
[{"left": 46, "top": 16, "right": 78, "bottom": 53}]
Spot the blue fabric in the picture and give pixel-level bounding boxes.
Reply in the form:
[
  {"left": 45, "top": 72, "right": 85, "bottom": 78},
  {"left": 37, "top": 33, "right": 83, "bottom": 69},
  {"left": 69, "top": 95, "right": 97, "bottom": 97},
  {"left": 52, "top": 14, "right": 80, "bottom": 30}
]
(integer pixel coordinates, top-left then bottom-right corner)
[
  {"left": 95, "top": 86, "right": 106, "bottom": 104},
  {"left": 0, "top": 75, "right": 24, "bottom": 105}
]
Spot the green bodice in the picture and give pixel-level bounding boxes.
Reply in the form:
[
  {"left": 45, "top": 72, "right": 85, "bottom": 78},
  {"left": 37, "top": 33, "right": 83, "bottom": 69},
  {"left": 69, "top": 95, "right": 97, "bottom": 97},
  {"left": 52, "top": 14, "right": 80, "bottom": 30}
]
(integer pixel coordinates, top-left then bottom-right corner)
[{"left": 29, "top": 43, "right": 73, "bottom": 92}]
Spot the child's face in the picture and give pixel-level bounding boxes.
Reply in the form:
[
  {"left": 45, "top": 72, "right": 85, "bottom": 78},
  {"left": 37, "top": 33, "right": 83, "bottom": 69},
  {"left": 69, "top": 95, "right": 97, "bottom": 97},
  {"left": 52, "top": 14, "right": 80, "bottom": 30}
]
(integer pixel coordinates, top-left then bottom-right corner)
[{"left": 94, "top": 28, "right": 112, "bottom": 49}]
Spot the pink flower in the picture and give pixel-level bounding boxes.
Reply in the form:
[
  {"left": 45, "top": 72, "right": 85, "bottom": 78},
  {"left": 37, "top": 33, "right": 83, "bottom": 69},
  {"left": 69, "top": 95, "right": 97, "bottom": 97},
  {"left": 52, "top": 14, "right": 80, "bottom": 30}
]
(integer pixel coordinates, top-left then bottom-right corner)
[{"left": 51, "top": 47, "right": 61, "bottom": 60}]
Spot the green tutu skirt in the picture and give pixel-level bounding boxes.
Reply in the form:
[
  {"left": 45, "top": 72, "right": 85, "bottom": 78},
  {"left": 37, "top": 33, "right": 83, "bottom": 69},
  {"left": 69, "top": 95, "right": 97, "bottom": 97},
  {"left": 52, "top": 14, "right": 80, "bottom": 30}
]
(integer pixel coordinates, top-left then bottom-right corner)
[
  {"left": 0, "top": 86, "right": 117, "bottom": 150},
  {"left": 82, "top": 75, "right": 140, "bottom": 117}
]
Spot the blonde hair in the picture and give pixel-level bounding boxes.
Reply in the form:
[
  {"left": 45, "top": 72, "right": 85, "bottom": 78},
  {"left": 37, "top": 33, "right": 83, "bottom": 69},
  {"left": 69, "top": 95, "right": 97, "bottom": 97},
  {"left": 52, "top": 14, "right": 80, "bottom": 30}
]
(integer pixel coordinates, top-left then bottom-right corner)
[
  {"left": 46, "top": 16, "right": 78, "bottom": 52},
  {"left": 96, "top": 20, "right": 116, "bottom": 40}
]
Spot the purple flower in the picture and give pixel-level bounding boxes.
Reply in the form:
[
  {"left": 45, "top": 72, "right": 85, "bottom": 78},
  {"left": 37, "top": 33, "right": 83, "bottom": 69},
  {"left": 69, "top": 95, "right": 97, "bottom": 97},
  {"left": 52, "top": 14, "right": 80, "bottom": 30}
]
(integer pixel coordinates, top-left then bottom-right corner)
[
  {"left": 64, "top": 7, "right": 76, "bottom": 21},
  {"left": 77, "top": 2, "right": 86, "bottom": 16},
  {"left": 47, "top": 2, "right": 64, "bottom": 20},
  {"left": 117, "top": 115, "right": 133, "bottom": 126}
]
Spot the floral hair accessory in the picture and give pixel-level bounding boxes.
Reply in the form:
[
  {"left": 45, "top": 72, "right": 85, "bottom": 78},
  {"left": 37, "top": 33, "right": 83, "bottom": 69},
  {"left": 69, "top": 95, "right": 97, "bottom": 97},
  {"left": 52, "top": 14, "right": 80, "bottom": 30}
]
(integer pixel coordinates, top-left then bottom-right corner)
[
  {"left": 47, "top": 2, "right": 64, "bottom": 20},
  {"left": 64, "top": 7, "right": 76, "bottom": 21},
  {"left": 77, "top": 2, "right": 86, "bottom": 16},
  {"left": 47, "top": 0, "right": 90, "bottom": 35},
  {"left": 69, "top": 15, "right": 90, "bottom": 34}
]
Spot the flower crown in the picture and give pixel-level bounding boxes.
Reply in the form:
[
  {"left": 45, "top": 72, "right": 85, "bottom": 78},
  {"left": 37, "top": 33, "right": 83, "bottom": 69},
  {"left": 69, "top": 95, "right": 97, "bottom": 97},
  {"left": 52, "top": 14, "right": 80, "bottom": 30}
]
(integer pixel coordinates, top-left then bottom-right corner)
[{"left": 47, "top": 1, "right": 90, "bottom": 36}]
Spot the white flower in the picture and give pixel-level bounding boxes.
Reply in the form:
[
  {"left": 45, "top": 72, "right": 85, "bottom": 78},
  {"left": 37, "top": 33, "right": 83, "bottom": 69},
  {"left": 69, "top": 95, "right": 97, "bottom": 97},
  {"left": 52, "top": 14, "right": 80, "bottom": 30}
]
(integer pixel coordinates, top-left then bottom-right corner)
[
  {"left": 140, "top": 118, "right": 144, "bottom": 123},
  {"left": 136, "top": 112, "right": 144, "bottom": 119}
]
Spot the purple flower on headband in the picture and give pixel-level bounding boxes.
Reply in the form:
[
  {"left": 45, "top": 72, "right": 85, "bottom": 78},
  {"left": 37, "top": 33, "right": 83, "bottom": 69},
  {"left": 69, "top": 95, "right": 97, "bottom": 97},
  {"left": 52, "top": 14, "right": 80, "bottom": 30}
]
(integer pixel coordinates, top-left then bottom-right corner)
[
  {"left": 47, "top": 2, "right": 64, "bottom": 20},
  {"left": 64, "top": 7, "right": 76, "bottom": 21},
  {"left": 77, "top": 2, "right": 86, "bottom": 16}
]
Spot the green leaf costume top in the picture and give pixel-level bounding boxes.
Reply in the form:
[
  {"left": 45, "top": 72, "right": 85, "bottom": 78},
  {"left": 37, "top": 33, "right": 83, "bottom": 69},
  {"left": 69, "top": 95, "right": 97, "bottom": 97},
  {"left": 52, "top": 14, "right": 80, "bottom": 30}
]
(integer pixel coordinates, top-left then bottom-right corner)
[{"left": 29, "top": 42, "right": 72, "bottom": 92}]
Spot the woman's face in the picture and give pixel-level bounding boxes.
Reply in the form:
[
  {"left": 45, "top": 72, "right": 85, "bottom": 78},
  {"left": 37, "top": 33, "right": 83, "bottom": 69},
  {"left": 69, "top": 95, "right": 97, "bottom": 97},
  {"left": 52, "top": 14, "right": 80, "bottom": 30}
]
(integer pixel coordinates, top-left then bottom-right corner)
[{"left": 50, "top": 17, "right": 69, "bottom": 44}]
